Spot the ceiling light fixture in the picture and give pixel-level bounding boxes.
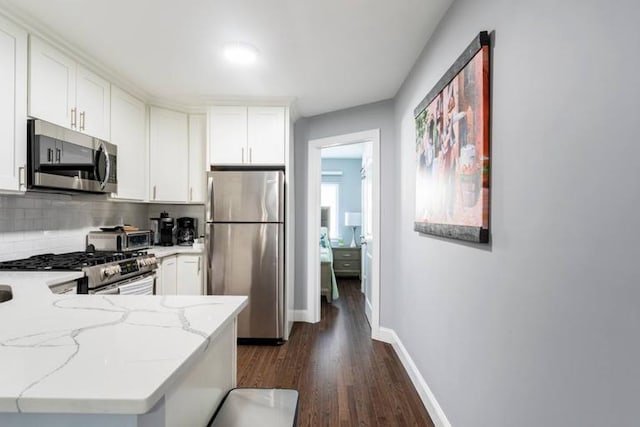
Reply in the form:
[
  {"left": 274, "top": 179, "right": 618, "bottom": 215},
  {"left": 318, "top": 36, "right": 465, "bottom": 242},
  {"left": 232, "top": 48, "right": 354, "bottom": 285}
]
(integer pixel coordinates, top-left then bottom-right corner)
[{"left": 223, "top": 42, "right": 259, "bottom": 65}]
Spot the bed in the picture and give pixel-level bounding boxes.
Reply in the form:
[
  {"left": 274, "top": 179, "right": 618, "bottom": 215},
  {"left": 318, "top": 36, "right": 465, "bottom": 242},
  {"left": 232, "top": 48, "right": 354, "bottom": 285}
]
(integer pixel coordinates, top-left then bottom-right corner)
[{"left": 320, "top": 227, "right": 339, "bottom": 302}]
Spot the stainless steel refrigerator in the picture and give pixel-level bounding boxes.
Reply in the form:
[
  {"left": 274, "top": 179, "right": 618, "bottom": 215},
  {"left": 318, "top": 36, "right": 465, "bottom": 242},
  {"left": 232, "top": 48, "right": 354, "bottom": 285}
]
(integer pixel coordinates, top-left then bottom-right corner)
[{"left": 206, "top": 170, "right": 285, "bottom": 342}]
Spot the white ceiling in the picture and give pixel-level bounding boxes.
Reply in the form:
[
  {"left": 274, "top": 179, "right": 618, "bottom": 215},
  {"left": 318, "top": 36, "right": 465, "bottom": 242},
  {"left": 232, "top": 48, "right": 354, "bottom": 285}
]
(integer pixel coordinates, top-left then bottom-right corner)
[
  {"left": 321, "top": 143, "right": 365, "bottom": 159},
  {"left": 0, "top": 0, "right": 452, "bottom": 117}
]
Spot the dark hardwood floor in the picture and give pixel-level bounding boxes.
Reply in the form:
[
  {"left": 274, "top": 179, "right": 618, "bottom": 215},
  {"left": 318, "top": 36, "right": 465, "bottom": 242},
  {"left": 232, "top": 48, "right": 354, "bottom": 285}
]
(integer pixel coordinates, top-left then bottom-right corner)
[{"left": 237, "top": 278, "right": 434, "bottom": 427}]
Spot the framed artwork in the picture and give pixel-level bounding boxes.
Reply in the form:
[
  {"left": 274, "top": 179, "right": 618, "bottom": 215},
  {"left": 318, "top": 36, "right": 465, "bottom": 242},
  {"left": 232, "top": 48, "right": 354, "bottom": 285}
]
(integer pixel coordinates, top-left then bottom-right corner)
[{"left": 414, "top": 31, "right": 491, "bottom": 243}]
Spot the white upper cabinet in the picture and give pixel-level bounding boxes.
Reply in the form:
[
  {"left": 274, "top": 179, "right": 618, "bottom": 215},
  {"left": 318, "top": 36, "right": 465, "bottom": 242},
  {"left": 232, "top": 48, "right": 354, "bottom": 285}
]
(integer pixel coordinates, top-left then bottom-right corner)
[
  {"left": 75, "top": 65, "right": 110, "bottom": 140},
  {"left": 188, "top": 114, "right": 206, "bottom": 203},
  {"left": 149, "top": 106, "right": 189, "bottom": 202},
  {"left": 110, "top": 86, "right": 147, "bottom": 201},
  {"left": 28, "top": 36, "right": 75, "bottom": 131},
  {"left": 247, "top": 106, "right": 285, "bottom": 165},
  {"left": 0, "top": 15, "right": 27, "bottom": 192},
  {"left": 208, "top": 106, "right": 285, "bottom": 165},
  {"left": 28, "top": 36, "right": 110, "bottom": 140},
  {"left": 208, "top": 106, "right": 247, "bottom": 164}
]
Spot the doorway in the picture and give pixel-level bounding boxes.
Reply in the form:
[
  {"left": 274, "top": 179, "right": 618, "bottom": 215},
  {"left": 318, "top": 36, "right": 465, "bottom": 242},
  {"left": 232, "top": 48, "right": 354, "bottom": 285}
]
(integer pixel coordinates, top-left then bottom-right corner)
[{"left": 306, "top": 129, "right": 381, "bottom": 340}]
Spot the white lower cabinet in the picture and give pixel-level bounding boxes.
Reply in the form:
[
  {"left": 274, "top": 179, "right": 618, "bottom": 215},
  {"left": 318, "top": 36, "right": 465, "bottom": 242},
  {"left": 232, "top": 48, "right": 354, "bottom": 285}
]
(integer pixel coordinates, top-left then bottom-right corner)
[
  {"left": 157, "top": 254, "right": 203, "bottom": 296},
  {"left": 157, "top": 255, "right": 177, "bottom": 295},
  {"left": 177, "top": 255, "right": 204, "bottom": 295}
]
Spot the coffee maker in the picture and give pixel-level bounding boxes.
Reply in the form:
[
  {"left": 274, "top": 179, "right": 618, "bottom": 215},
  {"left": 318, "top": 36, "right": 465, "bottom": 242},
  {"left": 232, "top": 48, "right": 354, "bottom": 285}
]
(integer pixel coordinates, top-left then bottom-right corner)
[
  {"left": 177, "top": 217, "right": 196, "bottom": 246},
  {"left": 159, "top": 212, "right": 175, "bottom": 246}
]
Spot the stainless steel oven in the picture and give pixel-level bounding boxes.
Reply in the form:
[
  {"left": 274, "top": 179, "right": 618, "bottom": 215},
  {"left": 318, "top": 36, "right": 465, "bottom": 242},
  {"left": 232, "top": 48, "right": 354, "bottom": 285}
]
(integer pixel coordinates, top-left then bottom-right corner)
[
  {"left": 91, "top": 271, "right": 156, "bottom": 295},
  {"left": 27, "top": 119, "right": 117, "bottom": 193}
]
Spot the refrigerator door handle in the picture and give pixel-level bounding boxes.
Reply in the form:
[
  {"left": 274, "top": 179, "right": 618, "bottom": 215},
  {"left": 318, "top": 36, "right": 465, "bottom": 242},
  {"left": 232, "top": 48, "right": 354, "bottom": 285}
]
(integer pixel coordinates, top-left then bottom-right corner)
[
  {"left": 206, "top": 175, "right": 214, "bottom": 222},
  {"left": 205, "top": 224, "right": 213, "bottom": 295}
]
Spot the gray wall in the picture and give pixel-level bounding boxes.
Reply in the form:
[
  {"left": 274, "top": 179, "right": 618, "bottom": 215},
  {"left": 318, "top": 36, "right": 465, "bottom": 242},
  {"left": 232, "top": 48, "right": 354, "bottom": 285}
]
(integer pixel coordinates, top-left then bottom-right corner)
[
  {"left": 321, "top": 158, "right": 362, "bottom": 242},
  {"left": 294, "top": 99, "right": 395, "bottom": 310},
  {"left": 392, "top": 0, "right": 640, "bottom": 426}
]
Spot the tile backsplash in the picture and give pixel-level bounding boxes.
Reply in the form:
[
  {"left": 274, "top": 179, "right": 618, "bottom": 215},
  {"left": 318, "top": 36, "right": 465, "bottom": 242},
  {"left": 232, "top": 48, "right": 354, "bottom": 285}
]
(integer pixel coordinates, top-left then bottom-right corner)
[{"left": 0, "top": 192, "right": 148, "bottom": 261}]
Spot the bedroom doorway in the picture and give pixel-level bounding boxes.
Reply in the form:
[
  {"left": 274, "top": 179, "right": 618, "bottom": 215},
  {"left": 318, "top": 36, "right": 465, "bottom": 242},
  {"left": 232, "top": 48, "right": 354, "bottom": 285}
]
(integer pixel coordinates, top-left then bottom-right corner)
[{"left": 306, "top": 129, "right": 382, "bottom": 341}]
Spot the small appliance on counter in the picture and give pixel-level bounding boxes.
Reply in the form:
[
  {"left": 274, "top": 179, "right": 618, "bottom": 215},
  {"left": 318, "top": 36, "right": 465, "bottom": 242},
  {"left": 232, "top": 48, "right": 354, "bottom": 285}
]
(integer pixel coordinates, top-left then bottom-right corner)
[
  {"left": 87, "top": 227, "right": 152, "bottom": 252},
  {"left": 177, "top": 217, "right": 197, "bottom": 246},
  {"left": 159, "top": 211, "right": 175, "bottom": 246},
  {"left": 149, "top": 217, "right": 162, "bottom": 245}
]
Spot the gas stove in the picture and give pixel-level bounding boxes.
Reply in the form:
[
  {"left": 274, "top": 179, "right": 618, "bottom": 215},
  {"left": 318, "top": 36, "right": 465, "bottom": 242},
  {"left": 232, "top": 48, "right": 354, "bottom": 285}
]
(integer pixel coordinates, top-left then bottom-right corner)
[
  {"left": 0, "top": 251, "right": 148, "bottom": 271},
  {"left": 0, "top": 250, "right": 158, "bottom": 293}
]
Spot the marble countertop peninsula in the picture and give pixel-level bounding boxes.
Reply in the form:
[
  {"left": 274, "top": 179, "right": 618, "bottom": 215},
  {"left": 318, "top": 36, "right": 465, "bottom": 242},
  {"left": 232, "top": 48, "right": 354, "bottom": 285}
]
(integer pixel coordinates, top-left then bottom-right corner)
[{"left": 0, "top": 271, "right": 246, "bottom": 415}]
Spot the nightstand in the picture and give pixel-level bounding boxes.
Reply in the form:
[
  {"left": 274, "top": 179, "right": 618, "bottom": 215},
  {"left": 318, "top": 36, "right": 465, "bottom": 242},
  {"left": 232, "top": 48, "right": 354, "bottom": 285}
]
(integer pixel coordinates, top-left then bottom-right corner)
[{"left": 332, "top": 246, "right": 361, "bottom": 279}]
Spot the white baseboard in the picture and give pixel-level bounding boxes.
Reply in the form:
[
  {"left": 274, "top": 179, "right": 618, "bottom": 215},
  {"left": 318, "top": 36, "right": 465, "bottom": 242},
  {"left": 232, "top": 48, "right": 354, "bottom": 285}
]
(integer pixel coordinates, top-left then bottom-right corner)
[
  {"left": 365, "top": 298, "right": 373, "bottom": 326},
  {"left": 292, "top": 309, "right": 315, "bottom": 323},
  {"left": 379, "top": 327, "right": 451, "bottom": 427}
]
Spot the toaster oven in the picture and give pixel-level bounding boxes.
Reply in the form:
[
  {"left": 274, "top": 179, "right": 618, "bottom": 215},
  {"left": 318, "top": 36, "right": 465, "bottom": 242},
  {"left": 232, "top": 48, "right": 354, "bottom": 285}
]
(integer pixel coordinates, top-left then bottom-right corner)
[{"left": 87, "top": 230, "right": 152, "bottom": 252}]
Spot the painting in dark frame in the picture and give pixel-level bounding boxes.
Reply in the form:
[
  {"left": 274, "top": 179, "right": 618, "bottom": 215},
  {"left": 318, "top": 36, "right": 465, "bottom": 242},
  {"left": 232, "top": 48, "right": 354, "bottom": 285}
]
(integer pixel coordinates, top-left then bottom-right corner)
[{"left": 414, "top": 31, "right": 490, "bottom": 243}]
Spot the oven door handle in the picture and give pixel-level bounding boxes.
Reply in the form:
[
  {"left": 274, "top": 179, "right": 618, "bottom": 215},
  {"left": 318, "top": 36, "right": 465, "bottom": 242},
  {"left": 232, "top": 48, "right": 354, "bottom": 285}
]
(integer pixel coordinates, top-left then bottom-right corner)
[{"left": 93, "top": 285, "right": 120, "bottom": 295}]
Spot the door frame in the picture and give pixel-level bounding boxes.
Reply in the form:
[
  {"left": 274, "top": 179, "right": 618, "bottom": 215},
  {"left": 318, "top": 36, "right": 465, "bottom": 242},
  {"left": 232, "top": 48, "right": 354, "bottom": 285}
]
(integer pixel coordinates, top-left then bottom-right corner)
[{"left": 306, "top": 129, "right": 382, "bottom": 340}]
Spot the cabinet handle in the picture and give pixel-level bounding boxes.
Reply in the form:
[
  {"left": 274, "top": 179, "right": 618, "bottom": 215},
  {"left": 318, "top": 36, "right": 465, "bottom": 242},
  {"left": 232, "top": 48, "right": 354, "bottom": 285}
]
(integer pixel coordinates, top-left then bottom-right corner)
[
  {"left": 71, "top": 108, "right": 77, "bottom": 128},
  {"left": 241, "top": 147, "right": 245, "bottom": 163},
  {"left": 79, "top": 111, "right": 86, "bottom": 131},
  {"left": 190, "top": 187, "right": 193, "bottom": 201},
  {"left": 343, "top": 263, "right": 351, "bottom": 267},
  {"left": 153, "top": 185, "right": 157, "bottom": 200},
  {"left": 343, "top": 253, "right": 352, "bottom": 257},
  {"left": 249, "top": 147, "right": 252, "bottom": 163},
  {"left": 18, "top": 166, "right": 25, "bottom": 188},
  {"left": 197, "top": 257, "right": 201, "bottom": 274}
]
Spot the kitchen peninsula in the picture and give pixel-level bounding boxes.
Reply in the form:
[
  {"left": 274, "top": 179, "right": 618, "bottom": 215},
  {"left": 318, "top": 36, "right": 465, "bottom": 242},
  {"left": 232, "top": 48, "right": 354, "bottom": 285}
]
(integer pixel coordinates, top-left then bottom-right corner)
[{"left": 0, "top": 271, "right": 247, "bottom": 427}]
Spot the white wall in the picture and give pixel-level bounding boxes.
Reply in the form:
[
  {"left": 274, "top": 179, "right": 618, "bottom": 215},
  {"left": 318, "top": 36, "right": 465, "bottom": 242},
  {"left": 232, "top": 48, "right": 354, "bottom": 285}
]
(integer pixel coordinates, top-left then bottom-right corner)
[
  {"left": 293, "top": 100, "right": 395, "bottom": 311},
  {"left": 393, "top": 0, "right": 640, "bottom": 426}
]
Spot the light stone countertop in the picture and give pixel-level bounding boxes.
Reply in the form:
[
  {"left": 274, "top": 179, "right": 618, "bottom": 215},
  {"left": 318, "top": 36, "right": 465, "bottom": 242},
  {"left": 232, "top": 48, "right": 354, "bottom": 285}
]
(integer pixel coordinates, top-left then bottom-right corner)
[
  {"left": 0, "top": 271, "right": 246, "bottom": 415},
  {"left": 148, "top": 245, "right": 204, "bottom": 259}
]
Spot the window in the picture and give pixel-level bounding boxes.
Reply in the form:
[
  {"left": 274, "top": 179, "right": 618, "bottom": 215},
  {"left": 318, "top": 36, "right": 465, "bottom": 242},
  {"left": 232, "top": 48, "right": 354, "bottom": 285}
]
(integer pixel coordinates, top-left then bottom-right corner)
[{"left": 321, "top": 183, "right": 339, "bottom": 239}]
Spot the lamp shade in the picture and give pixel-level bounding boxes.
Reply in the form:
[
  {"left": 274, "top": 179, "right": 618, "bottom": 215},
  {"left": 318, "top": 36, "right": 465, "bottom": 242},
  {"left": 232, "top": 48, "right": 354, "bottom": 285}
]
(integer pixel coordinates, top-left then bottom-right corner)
[{"left": 344, "top": 212, "right": 362, "bottom": 227}]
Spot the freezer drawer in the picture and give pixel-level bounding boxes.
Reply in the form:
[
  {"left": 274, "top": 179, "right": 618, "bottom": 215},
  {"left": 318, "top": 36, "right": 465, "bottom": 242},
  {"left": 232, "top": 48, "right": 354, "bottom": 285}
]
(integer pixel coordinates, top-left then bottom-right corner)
[
  {"left": 207, "top": 222, "right": 284, "bottom": 339},
  {"left": 207, "top": 170, "right": 284, "bottom": 223}
]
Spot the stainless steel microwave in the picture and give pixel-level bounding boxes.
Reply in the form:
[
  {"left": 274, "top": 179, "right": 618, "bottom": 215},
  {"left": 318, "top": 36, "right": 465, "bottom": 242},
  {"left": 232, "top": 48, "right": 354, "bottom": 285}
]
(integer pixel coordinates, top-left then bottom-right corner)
[{"left": 27, "top": 119, "right": 117, "bottom": 193}]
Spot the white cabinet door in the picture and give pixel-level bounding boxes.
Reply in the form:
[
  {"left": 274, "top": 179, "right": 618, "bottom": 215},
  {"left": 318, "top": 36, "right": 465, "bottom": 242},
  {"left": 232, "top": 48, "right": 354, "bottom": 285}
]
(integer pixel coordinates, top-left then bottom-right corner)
[
  {"left": 76, "top": 65, "right": 110, "bottom": 141},
  {"left": 111, "top": 86, "right": 146, "bottom": 201},
  {"left": 177, "top": 255, "right": 203, "bottom": 295},
  {"left": 149, "top": 106, "right": 189, "bottom": 202},
  {"left": 0, "top": 16, "right": 27, "bottom": 192},
  {"left": 208, "top": 106, "right": 247, "bottom": 165},
  {"left": 247, "top": 106, "right": 285, "bottom": 165},
  {"left": 28, "top": 36, "right": 76, "bottom": 130},
  {"left": 188, "top": 114, "right": 206, "bottom": 203},
  {"left": 160, "top": 256, "right": 178, "bottom": 296}
]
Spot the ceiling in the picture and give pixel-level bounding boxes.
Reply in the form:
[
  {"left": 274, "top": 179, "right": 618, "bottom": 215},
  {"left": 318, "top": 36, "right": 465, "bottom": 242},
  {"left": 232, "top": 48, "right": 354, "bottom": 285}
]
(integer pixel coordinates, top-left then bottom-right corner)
[
  {"left": 321, "top": 143, "right": 365, "bottom": 159},
  {"left": 0, "top": 0, "right": 452, "bottom": 117}
]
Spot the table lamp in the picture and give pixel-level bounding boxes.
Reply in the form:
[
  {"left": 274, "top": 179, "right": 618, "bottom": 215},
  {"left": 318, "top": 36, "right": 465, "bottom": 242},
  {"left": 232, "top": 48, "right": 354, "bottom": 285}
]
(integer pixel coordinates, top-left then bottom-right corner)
[{"left": 344, "top": 212, "right": 362, "bottom": 248}]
